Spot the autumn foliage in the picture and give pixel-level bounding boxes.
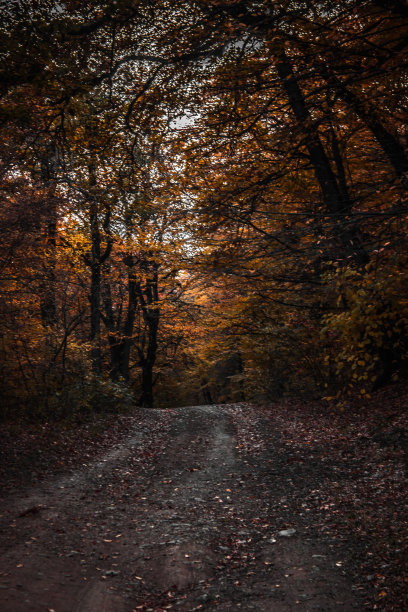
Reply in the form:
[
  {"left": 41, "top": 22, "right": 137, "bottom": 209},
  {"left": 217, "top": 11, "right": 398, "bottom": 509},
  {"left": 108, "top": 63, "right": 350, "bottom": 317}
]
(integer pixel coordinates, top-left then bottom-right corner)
[{"left": 0, "top": 0, "right": 407, "bottom": 416}]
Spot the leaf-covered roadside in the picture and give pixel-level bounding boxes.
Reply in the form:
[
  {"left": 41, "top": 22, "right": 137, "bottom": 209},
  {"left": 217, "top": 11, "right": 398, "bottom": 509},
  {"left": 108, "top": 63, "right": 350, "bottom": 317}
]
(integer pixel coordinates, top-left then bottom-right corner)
[
  {"left": 257, "top": 386, "right": 408, "bottom": 611},
  {"left": 1, "top": 385, "right": 407, "bottom": 610},
  {"left": 0, "top": 410, "right": 175, "bottom": 495}
]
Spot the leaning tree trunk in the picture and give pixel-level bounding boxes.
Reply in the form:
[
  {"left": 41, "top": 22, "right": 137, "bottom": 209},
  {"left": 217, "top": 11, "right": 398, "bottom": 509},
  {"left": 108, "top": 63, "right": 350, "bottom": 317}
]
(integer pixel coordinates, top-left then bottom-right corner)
[
  {"left": 321, "top": 66, "right": 408, "bottom": 181},
  {"left": 275, "top": 50, "right": 369, "bottom": 265}
]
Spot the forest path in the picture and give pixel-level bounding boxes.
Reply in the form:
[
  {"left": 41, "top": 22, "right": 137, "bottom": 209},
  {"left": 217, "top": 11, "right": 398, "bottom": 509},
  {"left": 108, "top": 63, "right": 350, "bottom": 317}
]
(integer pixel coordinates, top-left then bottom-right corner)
[{"left": 0, "top": 404, "right": 362, "bottom": 611}]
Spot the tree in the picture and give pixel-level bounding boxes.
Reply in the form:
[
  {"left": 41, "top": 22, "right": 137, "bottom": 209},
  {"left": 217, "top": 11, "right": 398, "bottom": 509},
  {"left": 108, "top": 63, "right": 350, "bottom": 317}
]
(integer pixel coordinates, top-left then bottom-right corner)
[
  {"left": 1, "top": 0, "right": 407, "bottom": 415},
  {"left": 172, "top": 0, "right": 408, "bottom": 394}
]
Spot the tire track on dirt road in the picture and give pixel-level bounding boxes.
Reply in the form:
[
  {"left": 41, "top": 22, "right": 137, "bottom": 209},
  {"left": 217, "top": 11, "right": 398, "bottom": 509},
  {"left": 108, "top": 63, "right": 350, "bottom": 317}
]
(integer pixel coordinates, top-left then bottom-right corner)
[{"left": 0, "top": 404, "right": 362, "bottom": 611}]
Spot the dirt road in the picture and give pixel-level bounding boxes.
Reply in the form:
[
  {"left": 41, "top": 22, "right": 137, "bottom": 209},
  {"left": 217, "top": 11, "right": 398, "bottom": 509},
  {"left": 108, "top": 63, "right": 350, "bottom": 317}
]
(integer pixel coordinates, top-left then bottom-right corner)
[{"left": 0, "top": 404, "right": 362, "bottom": 611}]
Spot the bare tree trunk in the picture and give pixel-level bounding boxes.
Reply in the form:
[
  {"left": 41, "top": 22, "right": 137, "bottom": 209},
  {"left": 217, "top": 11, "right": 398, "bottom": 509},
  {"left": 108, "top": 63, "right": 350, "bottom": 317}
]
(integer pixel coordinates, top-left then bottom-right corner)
[
  {"left": 89, "top": 199, "right": 102, "bottom": 376},
  {"left": 275, "top": 50, "right": 369, "bottom": 264},
  {"left": 86, "top": 165, "right": 113, "bottom": 377},
  {"left": 136, "top": 261, "right": 160, "bottom": 408},
  {"left": 103, "top": 262, "right": 138, "bottom": 382},
  {"left": 322, "top": 67, "right": 408, "bottom": 180},
  {"left": 39, "top": 144, "right": 59, "bottom": 328},
  {"left": 140, "top": 356, "right": 155, "bottom": 408},
  {"left": 40, "top": 190, "right": 57, "bottom": 327}
]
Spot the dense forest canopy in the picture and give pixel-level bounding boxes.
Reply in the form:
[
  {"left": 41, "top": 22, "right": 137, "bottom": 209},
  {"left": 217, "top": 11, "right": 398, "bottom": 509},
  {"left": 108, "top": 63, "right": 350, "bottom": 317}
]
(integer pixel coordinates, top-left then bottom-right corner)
[{"left": 0, "top": 0, "right": 407, "bottom": 415}]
